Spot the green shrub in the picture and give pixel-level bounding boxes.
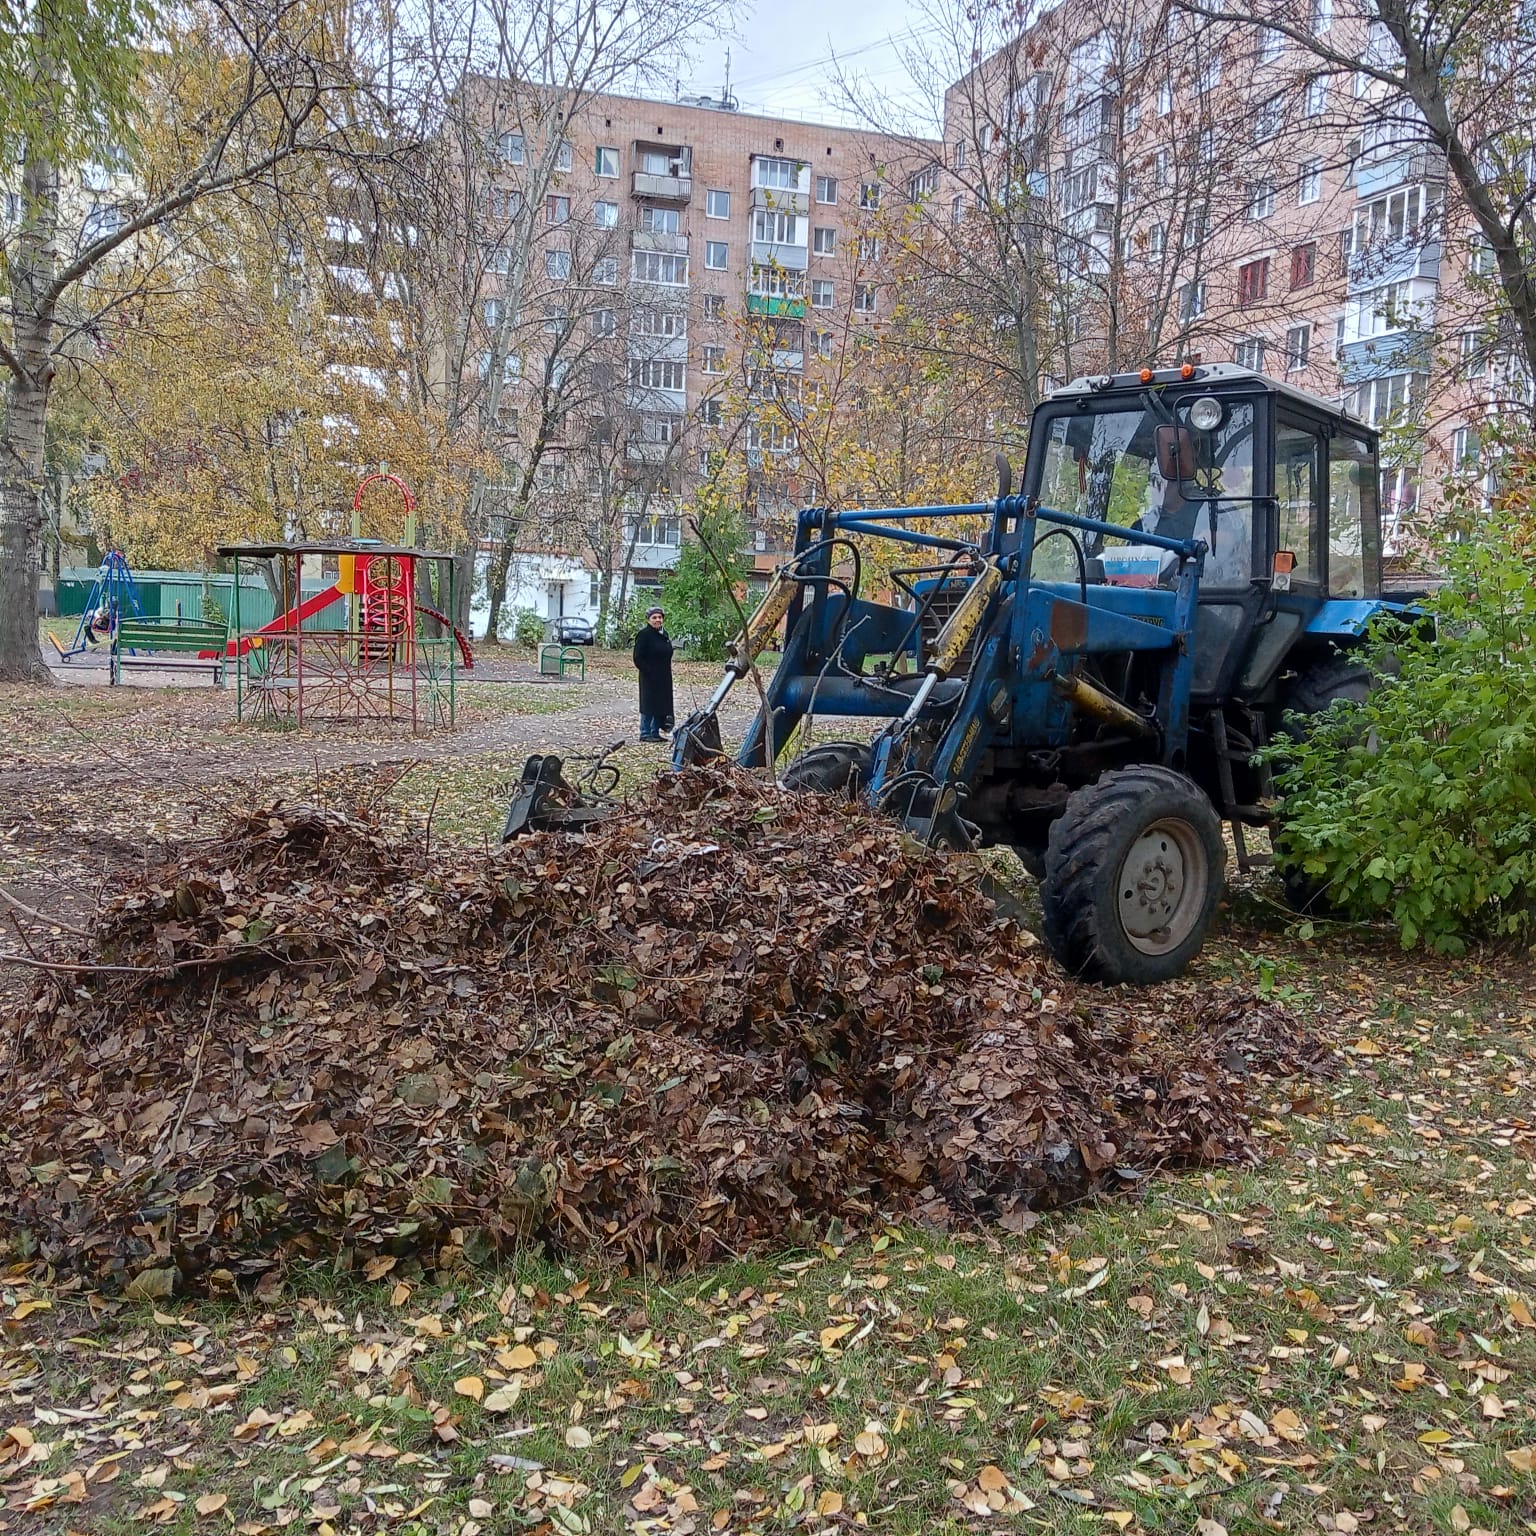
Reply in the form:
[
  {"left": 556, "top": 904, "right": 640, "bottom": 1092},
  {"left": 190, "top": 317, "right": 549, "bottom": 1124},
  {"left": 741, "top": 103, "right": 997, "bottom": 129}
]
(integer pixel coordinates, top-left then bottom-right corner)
[
  {"left": 660, "top": 496, "right": 750, "bottom": 661},
  {"left": 1271, "top": 509, "right": 1536, "bottom": 952},
  {"left": 506, "top": 607, "right": 545, "bottom": 648}
]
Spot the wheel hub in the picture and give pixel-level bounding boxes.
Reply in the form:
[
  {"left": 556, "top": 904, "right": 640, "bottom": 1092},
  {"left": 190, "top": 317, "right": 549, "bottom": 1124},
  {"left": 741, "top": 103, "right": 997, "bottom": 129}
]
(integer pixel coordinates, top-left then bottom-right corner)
[{"left": 1116, "top": 819, "right": 1206, "bottom": 956}]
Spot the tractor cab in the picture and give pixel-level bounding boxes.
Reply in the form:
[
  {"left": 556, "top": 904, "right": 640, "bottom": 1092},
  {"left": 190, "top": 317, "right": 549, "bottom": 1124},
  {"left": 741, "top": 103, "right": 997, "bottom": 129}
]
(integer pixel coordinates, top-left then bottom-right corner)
[{"left": 1013, "top": 363, "right": 1389, "bottom": 704}]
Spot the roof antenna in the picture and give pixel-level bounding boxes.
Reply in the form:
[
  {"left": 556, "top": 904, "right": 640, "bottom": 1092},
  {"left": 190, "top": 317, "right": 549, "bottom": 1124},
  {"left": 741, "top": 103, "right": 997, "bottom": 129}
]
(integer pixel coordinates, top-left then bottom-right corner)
[{"left": 723, "top": 47, "right": 734, "bottom": 110}]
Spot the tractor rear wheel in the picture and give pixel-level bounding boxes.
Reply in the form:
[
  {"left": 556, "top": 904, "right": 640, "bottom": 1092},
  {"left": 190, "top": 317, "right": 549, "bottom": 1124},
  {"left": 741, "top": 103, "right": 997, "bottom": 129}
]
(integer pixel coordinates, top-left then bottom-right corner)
[
  {"left": 1273, "top": 658, "right": 1376, "bottom": 913},
  {"left": 1040, "top": 765, "right": 1225, "bottom": 984},
  {"left": 780, "top": 741, "right": 873, "bottom": 798}
]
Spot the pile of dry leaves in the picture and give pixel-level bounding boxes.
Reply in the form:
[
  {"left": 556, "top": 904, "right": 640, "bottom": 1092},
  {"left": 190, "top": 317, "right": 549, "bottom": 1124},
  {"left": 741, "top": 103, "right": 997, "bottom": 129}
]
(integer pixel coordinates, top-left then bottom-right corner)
[{"left": 0, "top": 767, "right": 1320, "bottom": 1292}]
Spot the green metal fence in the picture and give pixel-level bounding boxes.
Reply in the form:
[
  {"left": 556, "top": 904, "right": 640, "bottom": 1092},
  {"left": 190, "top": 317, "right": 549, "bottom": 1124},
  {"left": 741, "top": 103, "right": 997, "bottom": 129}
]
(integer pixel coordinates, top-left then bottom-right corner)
[{"left": 57, "top": 569, "right": 336, "bottom": 631}]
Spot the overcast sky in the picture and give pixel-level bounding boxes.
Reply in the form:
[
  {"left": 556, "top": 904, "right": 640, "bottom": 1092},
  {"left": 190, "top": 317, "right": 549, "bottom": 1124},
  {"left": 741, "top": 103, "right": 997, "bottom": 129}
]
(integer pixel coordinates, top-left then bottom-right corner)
[{"left": 674, "top": 0, "right": 942, "bottom": 130}]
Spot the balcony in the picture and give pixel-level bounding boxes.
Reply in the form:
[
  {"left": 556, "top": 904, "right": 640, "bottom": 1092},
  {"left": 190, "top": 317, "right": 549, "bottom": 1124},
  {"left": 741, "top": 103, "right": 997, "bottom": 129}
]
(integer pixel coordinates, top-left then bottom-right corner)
[
  {"left": 750, "top": 184, "right": 810, "bottom": 217},
  {"left": 631, "top": 230, "right": 689, "bottom": 254},
  {"left": 746, "top": 293, "right": 806, "bottom": 319},
  {"left": 1355, "top": 147, "right": 1443, "bottom": 201},
  {"left": 625, "top": 440, "right": 676, "bottom": 462},
  {"left": 1346, "top": 237, "right": 1441, "bottom": 292},
  {"left": 1337, "top": 330, "right": 1433, "bottom": 382},
  {"left": 749, "top": 239, "right": 808, "bottom": 271}
]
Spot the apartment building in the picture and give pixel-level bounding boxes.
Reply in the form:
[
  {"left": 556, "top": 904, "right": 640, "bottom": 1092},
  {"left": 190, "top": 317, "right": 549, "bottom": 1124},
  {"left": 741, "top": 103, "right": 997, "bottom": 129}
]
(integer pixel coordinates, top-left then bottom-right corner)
[
  {"left": 465, "top": 81, "right": 935, "bottom": 633},
  {"left": 943, "top": 0, "right": 1498, "bottom": 553}
]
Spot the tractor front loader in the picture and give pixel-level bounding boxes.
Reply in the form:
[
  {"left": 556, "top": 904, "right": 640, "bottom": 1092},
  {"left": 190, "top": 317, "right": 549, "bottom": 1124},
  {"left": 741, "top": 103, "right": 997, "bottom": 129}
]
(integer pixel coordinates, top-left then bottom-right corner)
[{"left": 512, "top": 364, "right": 1414, "bottom": 985}]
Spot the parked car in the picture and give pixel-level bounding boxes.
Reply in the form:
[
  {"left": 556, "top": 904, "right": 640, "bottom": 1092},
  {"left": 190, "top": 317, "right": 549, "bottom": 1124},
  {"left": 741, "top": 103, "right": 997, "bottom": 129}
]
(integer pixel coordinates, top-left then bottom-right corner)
[{"left": 548, "top": 615, "right": 595, "bottom": 646}]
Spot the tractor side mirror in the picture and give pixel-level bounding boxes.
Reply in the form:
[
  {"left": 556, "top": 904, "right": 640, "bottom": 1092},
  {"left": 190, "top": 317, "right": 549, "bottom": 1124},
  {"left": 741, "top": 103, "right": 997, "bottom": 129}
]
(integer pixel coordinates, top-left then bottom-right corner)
[{"left": 1154, "top": 424, "right": 1197, "bottom": 483}]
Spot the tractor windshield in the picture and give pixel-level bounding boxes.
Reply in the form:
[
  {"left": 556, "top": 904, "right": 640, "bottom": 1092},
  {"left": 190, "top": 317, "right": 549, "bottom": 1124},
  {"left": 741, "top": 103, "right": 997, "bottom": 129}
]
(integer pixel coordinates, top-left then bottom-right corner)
[{"left": 1032, "top": 396, "right": 1257, "bottom": 588}]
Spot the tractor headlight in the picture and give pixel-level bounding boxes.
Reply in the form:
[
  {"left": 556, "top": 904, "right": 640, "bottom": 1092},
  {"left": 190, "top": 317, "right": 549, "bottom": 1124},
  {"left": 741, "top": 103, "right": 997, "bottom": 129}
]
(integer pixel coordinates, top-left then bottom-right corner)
[{"left": 1189, "top": 396, "right": 1223, "bottom": 432}]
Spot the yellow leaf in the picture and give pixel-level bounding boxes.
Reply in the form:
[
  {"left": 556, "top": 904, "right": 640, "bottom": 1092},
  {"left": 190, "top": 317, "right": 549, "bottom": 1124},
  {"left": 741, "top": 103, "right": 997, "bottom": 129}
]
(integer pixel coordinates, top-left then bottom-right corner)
[
  {"left": 194, "top": 1494, "right": 227, "bottom": 1516},
  {"left": 816, "top": 1490, "right": 844, "bottom": 1516},
  {"left": 803, "top": 1422, "right": 839, "bottom": 1445},
  {"left": 501, "top": 1344, "right": 539, "bottom": 1370},
  {"left": 4, "top": 1428, "right": 34, "bottom": 1450},
  {"left": 453, "top": 1376, "right": 484, "bottom": 1402},
  {"left": 853, "top": 1430, "right": 886, "bottom": 1458},
  {"left": 483, "top": 1384, "right": 521, "bottom": 1413},
  {"left": 1349, "top": 1037, "right": 1384, "bottom": 1055},
  {"left": 1508, "top": 1295, "right": 1535, "bottom": 1328},
  {"left": 1504, "top": 1444, "right": 1535, "bottom": 1473},
  {"left": 620, "top": 1463, "right": 645, "bottom": 1489},
  {"left": 565, "top": 1425, "right": 593, "bottom": 1449},
  {"left": 819, "top": 1322, "right": 855, "bottom": 1350},
  {"left": 10, "top": 1300, "right": 50, "bottom": 1321},
  {"left": 1102, "top": 1515, "right": 1135, "bottom": 1531},
  {"left": 347, "top": 1346, "right": 374, "bottom": 1375},
  {"left": 976, "top": 1465, "right": 1008, "bottom": 1492}
]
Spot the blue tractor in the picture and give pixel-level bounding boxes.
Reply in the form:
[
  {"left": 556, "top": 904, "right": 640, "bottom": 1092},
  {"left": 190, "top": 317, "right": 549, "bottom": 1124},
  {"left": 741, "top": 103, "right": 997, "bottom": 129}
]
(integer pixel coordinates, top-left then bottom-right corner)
[{"left": 507, "top": 364, "right": 1408, "bottom": 983}]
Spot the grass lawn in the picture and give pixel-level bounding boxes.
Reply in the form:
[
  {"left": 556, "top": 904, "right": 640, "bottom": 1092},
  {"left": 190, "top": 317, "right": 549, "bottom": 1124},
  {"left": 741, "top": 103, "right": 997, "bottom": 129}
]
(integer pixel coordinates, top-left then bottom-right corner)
[{"left": 3, "top": 913, "right": 1533, "bottom": 1536}]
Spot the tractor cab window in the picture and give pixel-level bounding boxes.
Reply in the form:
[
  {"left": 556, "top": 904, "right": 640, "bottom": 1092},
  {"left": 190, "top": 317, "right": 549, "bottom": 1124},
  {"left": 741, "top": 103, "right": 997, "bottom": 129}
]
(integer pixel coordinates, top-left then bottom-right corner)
[
  {"left": 1033, "top": 396, "right": 1256, "bottom": 588},
  {"left": 1328, "top": 431, "right": 1382, "bottom": 597},
  {"left": 1275, "top": 416, "right": 1322, "bottom": 583}
]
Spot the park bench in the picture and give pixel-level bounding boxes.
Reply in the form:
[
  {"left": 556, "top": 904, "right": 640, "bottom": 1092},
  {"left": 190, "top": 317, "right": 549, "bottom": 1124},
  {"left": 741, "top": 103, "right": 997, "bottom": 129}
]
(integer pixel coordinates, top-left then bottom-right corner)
[
  {"left": 538, "top": 643, "right": 585, "bottom": 680},
  {"left": 111, "top": 616, "right": 229, "bottom": 686}
]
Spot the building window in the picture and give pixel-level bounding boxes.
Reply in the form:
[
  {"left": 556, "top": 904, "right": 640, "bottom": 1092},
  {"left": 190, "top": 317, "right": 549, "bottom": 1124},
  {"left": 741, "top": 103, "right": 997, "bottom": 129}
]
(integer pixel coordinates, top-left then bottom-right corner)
[
  {"left": 813, "top": 226, "right": 836, "bottom": 254},
  {"left": 545, "top": 248, "right": 571, "bottom": 280},
  {"left": 1157, "top": 80, "right": 1173, "bottom": 115},
  {"left": 951, "top": 195, "right": 964, "bottom": 224},
  {"left": 1247, "top": 181, "right": 1275, "bottom": 220},
  {"left": 753, "top": 156, "right": 804, "bottom": 191},
  {"left": 705, "top": 188, "right": 730, "bottom": 219},
  {"left": 812, "top": 329, "right": 833, "bottom": 359},
  {"left": 485, "top": 244, "right": 510, "bottom": 275},
  {"left": 1179, "top": 280, "right": 1206, "bottom": 320},
  {"left": 703, "top": 294, "right": 726, "bottom": 321},
  {"left": 1303, "top": 77, "right": 1327, "bottom": 116},
  {"left": 1198, "top": 55, "right": 1221, "bottom": 93},
  {"left": 816, "top": 174, "right": 838, "bottom": 203},
  {"left": 555, "top": 140, "right": 573, "bottom": 172},
  {"left": 632, "top": 307, "right": 686, "bottom": 339},
  {"left": 853, "top": 282, "right": 877, "bottom": 313},
  {"left": 1286, "top": 323, "right": 1312, "bottom": 371},
  {"left": 628, "top": 358, "right": 687, "bottom": 392},
  {"left": 1452, "top": 425, "right": 1480, "bottom": 466},
  {"left": 537, "top": 460, "right": 567, "bottom": 491},
  {"left": 629, "top": 513, "right": 682, "bottom": 547},
  {"left": 1350, "top": 279, "right": 1416, "bottom": 338},
  {"left": 595, "top": 145, "right": 618, "bottom": 177},
  {"left": 593, "top": 256, "right": 618, "bottom": 285},
  {"left": 1258, "top": 26, "right": 1283, "bottom": 62},
  {"left": 546, "top": 195, "right": 570, "bottom": 225},
  {"left": 1234, "top": 338, "right": 1265, "bottom": 371},
  {"left": 498, "top": 131, "right": 524, "bottom": 164},
  {"left": 1297, "top": 159, "right": 1321, "bottom": 205},
  {"left": 952, "top": 140, "right": 966, "bottom": 170},
  {"left": 811, "top": 279, "right": 834, "bottom": 308},
  {"left": 1353, "top": 186, "right": 1426, "bottom": 253},
  {"left": 1350, "top": 371, "right": 1423, "bottom": 426},
  {"left": 705, "top": 241, "right": 728, "bottom": 270},
  {"left": 858, "top": 233, "right": 881, "bottom": 261},
  {"left": 640, "top": 205, "right": 681, "bottom": 235},
  {"left": 702, "top": 344, "right": 726, "bottom": 373},
  {"left": 1255, "top": 94, "right": 1284, "bottom": 141},
  {"left": 752, "top": 209, "right": 804, "bottom": 244},
  {"left": 700, "top": 398, "right": 722, "bottom": 425},
  {"left": 1291, "top": 242, "right": 1316, "bottom": 287},
  {"left": 593, "top": 308, "right": 616, "bottom": 337},
  {"left": 489, "top": 188, "right": 523, "bottom": 223},
  {"left": 1237, "top": 257, "right": 1270, "bottom": 306},
  {"left": 1461, "top": 328, "right": 1488, "bottom": 378},
  {"left": 483, "top": 297, "right": 506, "bottom": 329},
  {"left": 631, "top": 251, "right": 689, "bottom": 285},
  {"left": 594, "top": 200, "right": 618, "bottom": 228},
  {"left": 859, "top": 181, "right": 882, "bottom": 210},
  {"left": 749, "top": 265, "right": 805, "bottom": 299},
  {"left": 542, "top": 303, "right": 569, "bottom": 334},
  {"left": 1310, "top": 0, "right": 1333, "bottom": 32},
  {"left": 907, "top": 165, "right": 939, "bottom": 200}
]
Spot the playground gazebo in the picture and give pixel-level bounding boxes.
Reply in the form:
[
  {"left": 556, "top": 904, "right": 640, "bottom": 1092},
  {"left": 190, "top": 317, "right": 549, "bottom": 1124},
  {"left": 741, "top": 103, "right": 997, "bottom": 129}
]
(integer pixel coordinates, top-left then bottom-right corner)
[{"left": 218, "top": 539, "right": 465, "bottom": 732}]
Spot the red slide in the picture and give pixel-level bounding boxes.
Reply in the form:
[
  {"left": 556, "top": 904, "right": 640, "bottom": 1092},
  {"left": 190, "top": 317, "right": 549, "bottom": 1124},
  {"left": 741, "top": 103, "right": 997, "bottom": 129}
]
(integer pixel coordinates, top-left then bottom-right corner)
[{"left": 204, "top": 583, "right": 343, "bottom": 658}]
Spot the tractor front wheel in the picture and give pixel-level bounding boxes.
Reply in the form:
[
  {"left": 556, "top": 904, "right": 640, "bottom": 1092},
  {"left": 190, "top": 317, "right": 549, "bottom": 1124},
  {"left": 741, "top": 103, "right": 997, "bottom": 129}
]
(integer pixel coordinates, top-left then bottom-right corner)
[
  {"left": 1040, "top": 765, "right": 1225, "bottom": 984},
  {"left": 780, "top": 741, "right": 873, "bottom": 798}
]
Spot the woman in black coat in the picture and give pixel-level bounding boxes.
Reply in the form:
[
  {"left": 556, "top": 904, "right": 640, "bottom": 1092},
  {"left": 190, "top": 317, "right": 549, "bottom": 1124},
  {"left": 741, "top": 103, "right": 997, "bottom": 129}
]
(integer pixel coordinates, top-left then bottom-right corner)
[{"left": 632, "top": 605, "right": 674, "bottom": 741}]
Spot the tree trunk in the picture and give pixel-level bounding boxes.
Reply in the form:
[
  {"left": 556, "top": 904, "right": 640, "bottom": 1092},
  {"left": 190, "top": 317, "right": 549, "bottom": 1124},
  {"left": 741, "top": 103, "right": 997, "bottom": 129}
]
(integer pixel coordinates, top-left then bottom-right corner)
[{"left": 0, "top": 219, "right": 59, "bottom": 681}]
